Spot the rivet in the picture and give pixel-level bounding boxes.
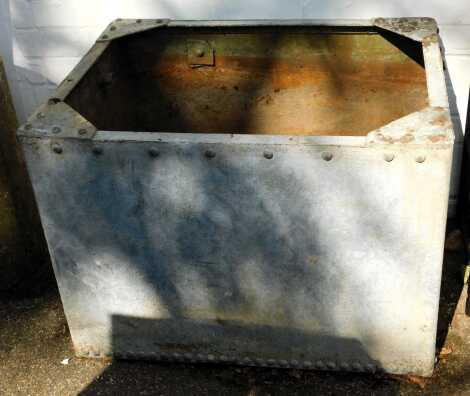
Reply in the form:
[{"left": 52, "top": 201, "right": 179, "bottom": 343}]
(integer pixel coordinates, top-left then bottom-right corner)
[
  {"left": 148, "top": 147, "right": 159, "bottom": 158},
  {"left": 279, "top": 359, "right": 288, "bottom": 366},
  {"left": 110, "top": 25, "right": 116, "bottom": 31},
  {"left": 340, "top": 362, "right": 350, "bottom": 370},
  {"left": 220, "top": 355, "right": 228, "bottom": 362},
  {"left": 136, "top": 19, "right": 142, "bottom": 23},
  {"left": 267, "top": 359, "right": 276, "bottom": 366},
  {"left": 303, "top": 361, "right": 312, "bottom": 368},
  {"left": 263, "top": 151, "right": 273, "bottom": 159},
  {"left": 48, "top": 98, "right": 61, "bottom": 105},
  {"left": 205, "top": 149, "right": 216, "bottom": 159},
  {"left": 207, "top": 354, "right": 215, "bottom": 361},
  {"left": 315, "top": 360, "right": 325, "bottom": 369},
  {"left": 92, "top": 146, "right": 103, "bottom": 155},
  {"left": 290, "top": 360, "right": 299, "bottom": 366},
  {"left": 24, "top": 123, "right": 32, "bottom": 130},
  {"left": 78, "top": 128, "right": 87, "bottom": 136},
  {"left": 52, "top": 143, "right": 63, "bottom": 154},
  {"left": 195, "top": 48, "right": 205, "bottom": 57},
  {"left": 155, "top": 19, "right": 163, "bottom": 24},
  {"left": 36, "top": 112, "right": 45, "bottom": 119},
  {"left": 52, "top": 126, "right": 61, "bottom": 134},
  {"left": 321, "top": 152, "right": 333, "bottom": 161},
  {"left": 415, "top": 155, "right": 426, "bottom": 163},
  {"left": 352, "top": 362, "right": 362, "bottom": 371},
  {"left": 383, "top": 153, "right": 395, "bottom": 162},
  {"left": 102, "top": 34, "right": 109, "bottom": 40},
  {"left": 326, "top": 361, "right": 337, "bottom": 370}
]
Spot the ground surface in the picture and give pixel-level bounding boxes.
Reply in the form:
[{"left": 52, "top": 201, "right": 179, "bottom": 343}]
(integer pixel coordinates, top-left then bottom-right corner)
[{"left": 1, "top": 229, "right": 470, "bottom": 395}]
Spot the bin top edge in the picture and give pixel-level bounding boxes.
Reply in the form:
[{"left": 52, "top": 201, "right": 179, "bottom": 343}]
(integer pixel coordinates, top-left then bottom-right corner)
[{"left": 96, "top": 17, "right": 438, "bottom": 43}]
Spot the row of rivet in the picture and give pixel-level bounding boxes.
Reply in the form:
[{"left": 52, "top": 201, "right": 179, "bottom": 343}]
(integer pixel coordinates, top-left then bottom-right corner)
[
  {"left": 49, "top": 144, "right": 426, "bottom": 163},
  {"left": 83, "top": 350, "right": 378, "bottom": 372}
]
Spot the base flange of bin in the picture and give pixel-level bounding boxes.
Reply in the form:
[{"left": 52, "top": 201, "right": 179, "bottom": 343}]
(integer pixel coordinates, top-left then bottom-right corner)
[{"left": 18, "top": 18, "right": 454, "bottom": 377}]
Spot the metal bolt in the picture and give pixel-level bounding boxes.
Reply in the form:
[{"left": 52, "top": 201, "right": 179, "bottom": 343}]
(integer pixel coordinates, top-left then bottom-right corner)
[
  {"left": 52, "top": 143, "right": 63, "bottom": 154},
  {"left": 205, "top": 149, "right": 216, "bottom": 159},
  {"left": 92, "top": 146, "right": 103, "bottom": 155},
  {"left": 52, "top": 126, "right": 62, "bottom": 134},
  {"left": 321, "top": 152, "right": 333, "bottom": 161},
  {"left": 352, "top": 362, "right": 362, "bottom": 371},
  {"left": 148, "top": 148, "right": 159, "bottom": 158},
  {"left": 48, "top": 98, "right": 61, "bottom": 105},
  {"left": 102, "top": 34, "right": 109, "bottom": 40},
  {"left": 110, "top": 25, "right": 116, "bottom": 31},
  {"left": 136, "top": 19, "right": 142, "bottom": 23},
  {"left": 326, "top": 361, "right": 337, "bottom": 369},
  {"left": 155, "top": 19, "right": 163, "bottom": 24},
  {"left": 315, "top": 360, "right": 325, "bottom": 369},
  {"left": 36, "top": 112, "right": 45, "bottom": 119},
  {"left": 340, "top": 362, "right": 350, "bottom": 370},
  {"left": 24, "top": 123, "right": 32, "bottom": 130},
  {"left": 415, "top": 155, "right": 426, "bottom": 163},
  {"left": 195, "top": 47, "right": 205, "bottom": 57},
  {"left": 78, "top": 128, "right": 87, "bottom": 136},
  {"left": 384, "top": 153, "right": 395, "bottom": 162},
  {"left": 263, "top": 151, "right": 273, "bottom": 159}
]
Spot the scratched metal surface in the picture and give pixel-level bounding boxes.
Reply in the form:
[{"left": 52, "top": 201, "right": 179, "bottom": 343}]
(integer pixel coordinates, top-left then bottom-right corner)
[{"left": 22, "top": 137, "right": 451, "bottom": 376}]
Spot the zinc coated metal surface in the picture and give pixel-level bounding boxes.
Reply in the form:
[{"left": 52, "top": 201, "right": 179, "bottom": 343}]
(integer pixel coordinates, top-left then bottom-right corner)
[
  {"left": 18, "top": 18, "right": 454, "bottom": 376},
  {"left": 22, "top": 137, "right": 451, "bottom": 376}
]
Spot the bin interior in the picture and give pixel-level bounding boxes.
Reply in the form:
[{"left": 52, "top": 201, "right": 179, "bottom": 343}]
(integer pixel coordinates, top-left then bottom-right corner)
[{"left": 66, "top": 26, "right": 428, "bottom": 136}]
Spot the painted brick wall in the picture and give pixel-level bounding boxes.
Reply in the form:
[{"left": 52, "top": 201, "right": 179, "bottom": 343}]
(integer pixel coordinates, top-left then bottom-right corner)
[{"left": 1, "top": 0, "right": 469, "bottom": 213}]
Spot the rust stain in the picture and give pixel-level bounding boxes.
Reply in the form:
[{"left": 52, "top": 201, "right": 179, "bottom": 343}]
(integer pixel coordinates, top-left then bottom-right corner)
[
  {"left": 428, "top": 134, "right": 449, "bottom": 143},
  {"left": 376, "top": 133, "right": 415, "bottom": 144}
]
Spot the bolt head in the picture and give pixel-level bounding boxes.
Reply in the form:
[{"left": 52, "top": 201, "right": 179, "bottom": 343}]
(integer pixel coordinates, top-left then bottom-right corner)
[
  {"left": 36, "top": 112, "right": 45, "bottom": 119},
  {"left": 52, "top": 144, "right": 63, "bottom": 154},
  {"left": 148, "top": 148, "right": 159, "bottom": 158},
  {"left": 415, "top": 155, "right": 426, "bottom": 163},
  {"left": 24, "top": 123, "right": 32, "bottom": 130},
  {"left": 384, "top": 153, "right": 395, "bottom": 162},
  {"left": 263, "top": 151, "right": 274, "bottom": 159},
  {"left": 102, "top": 34, "right": 109, "bottom": 40},
  {"left": 110, "top": 25, "right": 116, "bottom": 31},
  {"left": 136, "top": 19, "right": 142, "bottom": 23},
  {"left": 52, "top": 126, "right": 62, "bottom": 134},
  {"left": 205, "top": 149, "right": 216, "bottom": 159},
  {"left": 92, "top": 147, "right": 103, "bottom": 155},
  {"left": 78, "top": 128, "right": 87, "bottom": 136},
  {"left": 321, "top": 152, "right": 333, "bottom": 161}
]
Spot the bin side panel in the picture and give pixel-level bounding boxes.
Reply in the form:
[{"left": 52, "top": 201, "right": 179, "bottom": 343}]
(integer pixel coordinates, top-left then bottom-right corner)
[{"left": 21, "top": 138, "right": 451, "bottom": 376}]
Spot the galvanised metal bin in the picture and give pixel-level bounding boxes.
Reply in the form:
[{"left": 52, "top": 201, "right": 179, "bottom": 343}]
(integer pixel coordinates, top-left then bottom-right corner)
[{"left": 18, "top": 18, "right": 453, "bottom": 376}]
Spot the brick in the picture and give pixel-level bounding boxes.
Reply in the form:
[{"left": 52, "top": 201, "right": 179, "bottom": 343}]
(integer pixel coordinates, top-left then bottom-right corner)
[
  {"left": 215, "top": 0, "right": 301, "bottom": 19},
  {"left": 302, "top": 0, "right": 470, "bottom": 24},
  {"left": 40, "top": 56, "right": 81, "bottom": 84},
  {"left": 10, "top": 0, "right": 34, "bottom": 29},
  {"left": 14, "top": 29, "right": 46, "bottom": 57},
  {"left": 38, "top": 27, "right": 98, "bottom": 57},
  {"left": 445, "top": 55, "right": 470, "bottom": 125},
  {"left": 439, "top": 25, "right": 470, "bottom": 55}
]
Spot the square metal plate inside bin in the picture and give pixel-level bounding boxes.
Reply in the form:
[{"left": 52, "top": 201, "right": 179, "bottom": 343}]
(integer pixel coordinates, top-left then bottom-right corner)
[{"left": 18, "top": 18, "right": 453, "bottom": 376}]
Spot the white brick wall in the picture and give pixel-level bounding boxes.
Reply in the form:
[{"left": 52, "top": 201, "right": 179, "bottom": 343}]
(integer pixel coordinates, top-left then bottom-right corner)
[{"left": 1, "top": 0, "right": 469, "bottom": 212}]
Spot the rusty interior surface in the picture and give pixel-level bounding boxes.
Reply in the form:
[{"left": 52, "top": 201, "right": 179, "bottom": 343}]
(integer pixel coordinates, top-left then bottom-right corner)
[{"left": 66, "top": 26, "right": 428, "bottom": 136}]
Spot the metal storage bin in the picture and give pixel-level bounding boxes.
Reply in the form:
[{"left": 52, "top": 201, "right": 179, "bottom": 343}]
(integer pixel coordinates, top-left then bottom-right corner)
[{"left": 18, "top": 18, "right": 453, "bottom": 376}]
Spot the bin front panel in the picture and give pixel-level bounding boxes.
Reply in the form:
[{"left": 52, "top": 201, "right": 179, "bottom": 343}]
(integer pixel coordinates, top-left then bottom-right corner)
[{"left": 22, "top": 136, "right": 451, "bottom": 376}]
